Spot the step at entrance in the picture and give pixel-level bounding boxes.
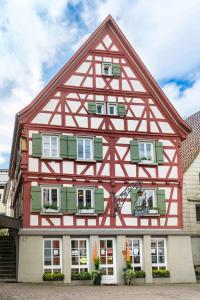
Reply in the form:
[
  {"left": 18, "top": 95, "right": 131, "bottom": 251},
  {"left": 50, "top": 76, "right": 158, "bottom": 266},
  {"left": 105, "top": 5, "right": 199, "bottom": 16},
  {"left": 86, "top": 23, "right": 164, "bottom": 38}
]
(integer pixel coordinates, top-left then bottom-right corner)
[{"left": 0, "top": 236, "right": 16, "bottom": 281}]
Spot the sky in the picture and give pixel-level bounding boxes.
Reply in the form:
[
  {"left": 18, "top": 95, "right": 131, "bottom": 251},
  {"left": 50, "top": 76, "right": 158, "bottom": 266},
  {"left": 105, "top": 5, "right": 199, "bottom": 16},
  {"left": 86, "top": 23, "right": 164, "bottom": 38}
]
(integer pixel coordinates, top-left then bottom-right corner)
[{"left": 0, "top": 0, "right": 200, "bottom": 168}]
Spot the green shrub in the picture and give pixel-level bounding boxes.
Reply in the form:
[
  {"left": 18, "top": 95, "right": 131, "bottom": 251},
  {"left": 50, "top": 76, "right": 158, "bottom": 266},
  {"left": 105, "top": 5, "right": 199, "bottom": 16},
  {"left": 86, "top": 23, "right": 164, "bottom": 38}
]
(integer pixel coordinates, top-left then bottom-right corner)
[
  {"left": 71, "top": 271, "right": 91, "bottom": 280},
  {"left": 195, "top": 271, "right": 200, "bottom": 277},
  {"left": 90, "top": 270, "right": 102, "bottom": 285},
  {"left": 152, "top": 269, "right": 170, "bottom": 278},
  {"left": 135, "top": 270, "right": 146, "bottom": 278},
  {"left": 123, "top": 269, "right": 136, "bottom": 285},
  {"left": 43, "top": 272, "right": 64, "bottom": 281}
]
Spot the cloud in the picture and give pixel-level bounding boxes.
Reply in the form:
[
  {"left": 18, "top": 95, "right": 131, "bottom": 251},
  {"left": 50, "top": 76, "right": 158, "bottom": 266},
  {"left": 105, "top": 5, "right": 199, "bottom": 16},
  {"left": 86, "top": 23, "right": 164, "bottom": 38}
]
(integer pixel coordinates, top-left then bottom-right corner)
[
  {"left": 163, "top": 76, "right": 200, "bottom": 118},
  {"left": 0, "top": 0, "right": 200, "bottom": 167},
  {"left": 81, "top": 0, "right": 200, "bottom": 80},
  {"left": 0, "top": 0, "right": 79, "bottom": 167}
]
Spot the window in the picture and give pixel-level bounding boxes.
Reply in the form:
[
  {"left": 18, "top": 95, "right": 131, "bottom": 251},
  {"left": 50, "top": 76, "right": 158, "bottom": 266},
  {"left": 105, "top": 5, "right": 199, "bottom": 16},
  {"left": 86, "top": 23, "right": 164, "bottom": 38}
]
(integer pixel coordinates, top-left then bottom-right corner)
[
  {"left": 0, "top": 190, "right": 3, "bottom": 203},
  {"left": 96, "top": 103, "right": 105, "bottom": 115},
  {"left": 42, "top": 135, "right": 59, "bottom": 158},
  {"left": 108, "top": 103, "right": 117, "bottom": 116},
  {"left": 43, "top": 239, "right": 62, "bottom": 273},
  {"left": 77, "top": 137, "right": 93, "bottom": 160},
  {"left": 42, "top": 187, "right": 59, "bottom": 210},
  {"left": 71, "top": 239, "right": 89, "bottom": 272},
  {"left": 196, "top": 205, "right": 200, "bottom": 223},
  {"left": 151, "top": 239, "right": 166, "bottom": 270},
  {"left": 77, "top": 188, "right": 94, "bottom": 212},
  {"left": 137, "top": 189, "right": 156, "bottom": 210},
  {"left": 139, "top": 142, "right": 154, "bottom": 162},
  {"left": 102, "top": 63, "right": 112, "bottom": 76},
  {"left": 129, "top": 239, "right": 143, "bottom": 271}
]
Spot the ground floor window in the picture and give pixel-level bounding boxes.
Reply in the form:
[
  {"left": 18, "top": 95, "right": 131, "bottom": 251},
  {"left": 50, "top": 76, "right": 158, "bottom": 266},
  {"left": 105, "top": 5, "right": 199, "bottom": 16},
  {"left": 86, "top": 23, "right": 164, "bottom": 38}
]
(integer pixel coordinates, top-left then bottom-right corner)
[
  {"left": 128, "top": 239, "right": 143, "bottom": 270},
  {"left": 151, "top": 238, "right": 166, "bottom": 270},
  {"left": 71, "top": 239, "right": 89, "bottom": 272},
  {"left": 43, "top": 239, "right": 62, "bottom": 273}
]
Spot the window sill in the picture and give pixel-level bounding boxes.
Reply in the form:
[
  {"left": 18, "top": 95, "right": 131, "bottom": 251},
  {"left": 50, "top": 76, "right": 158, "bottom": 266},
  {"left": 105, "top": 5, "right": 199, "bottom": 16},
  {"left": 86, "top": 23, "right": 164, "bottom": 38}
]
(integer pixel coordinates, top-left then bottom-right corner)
[
  {"left": 138, "top": 161, "right": 158, "bottom": 166},
  {"left": 76, "top": 211, "right": 97, "bottom": 216},
  {"left": 40, "top": 212, "right": 63, "bottom": 216},
  {"left": 76, "top": 159, "right": 96, "bottom": 163},
  {"left": 41, "top": 157, "right": 62, "bottom": 160}
]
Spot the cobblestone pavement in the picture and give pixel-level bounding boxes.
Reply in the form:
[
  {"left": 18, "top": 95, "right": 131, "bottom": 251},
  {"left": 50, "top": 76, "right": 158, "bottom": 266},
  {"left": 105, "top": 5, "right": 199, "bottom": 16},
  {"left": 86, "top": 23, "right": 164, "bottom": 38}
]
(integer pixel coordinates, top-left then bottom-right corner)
[{"left": 0, "top": 283, "right": 200, "bottom": 300}]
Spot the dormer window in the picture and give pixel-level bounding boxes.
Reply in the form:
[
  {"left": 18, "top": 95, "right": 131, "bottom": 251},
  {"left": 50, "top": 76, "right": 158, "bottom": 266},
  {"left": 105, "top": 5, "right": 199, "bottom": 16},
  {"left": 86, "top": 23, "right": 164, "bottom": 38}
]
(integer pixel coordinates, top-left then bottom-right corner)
[
  {"left": 102, "top": 63, "right": 112, "bottom": 76},
  {"left": 96, "top": 103, "right": 105, "bottom": 115},
  {"left": 108, "top": 103, "right": 117, "bottom": 116}
]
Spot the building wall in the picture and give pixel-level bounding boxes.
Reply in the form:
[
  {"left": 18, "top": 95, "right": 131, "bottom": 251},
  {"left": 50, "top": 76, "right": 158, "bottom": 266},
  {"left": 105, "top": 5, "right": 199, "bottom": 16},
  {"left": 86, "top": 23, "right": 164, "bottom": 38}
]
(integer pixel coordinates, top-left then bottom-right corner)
[
  {"left": 0, "top": 186, "right": 5, "bottom": 214},
  {"left": 17, "top": 234, "right": 196, "bottom": 284},
  {"left": 182, "top": 151, "right": 200, "bottom": 268}
]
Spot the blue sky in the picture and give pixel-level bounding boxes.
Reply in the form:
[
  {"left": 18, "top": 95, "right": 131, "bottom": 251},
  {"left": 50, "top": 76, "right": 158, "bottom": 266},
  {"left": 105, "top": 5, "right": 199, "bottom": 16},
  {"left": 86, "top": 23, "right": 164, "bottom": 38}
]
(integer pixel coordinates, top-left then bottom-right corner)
[{"left": 0, "top": 0, "right": 200, "bottom": 168}]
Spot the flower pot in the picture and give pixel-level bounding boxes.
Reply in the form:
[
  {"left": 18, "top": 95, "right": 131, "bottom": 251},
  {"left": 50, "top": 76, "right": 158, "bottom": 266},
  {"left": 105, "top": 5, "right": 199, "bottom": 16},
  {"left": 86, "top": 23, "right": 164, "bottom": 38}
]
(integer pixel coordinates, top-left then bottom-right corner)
[{"left": 93, "top": 276, "right": 101, "bottom": 286}]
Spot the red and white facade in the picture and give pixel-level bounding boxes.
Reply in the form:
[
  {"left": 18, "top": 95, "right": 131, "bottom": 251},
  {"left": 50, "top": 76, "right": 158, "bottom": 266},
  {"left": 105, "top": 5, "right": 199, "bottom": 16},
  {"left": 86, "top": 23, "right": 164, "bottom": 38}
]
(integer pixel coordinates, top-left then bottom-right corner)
[{"left": 8, "top": 16, "right": 196, "bottom": 284}]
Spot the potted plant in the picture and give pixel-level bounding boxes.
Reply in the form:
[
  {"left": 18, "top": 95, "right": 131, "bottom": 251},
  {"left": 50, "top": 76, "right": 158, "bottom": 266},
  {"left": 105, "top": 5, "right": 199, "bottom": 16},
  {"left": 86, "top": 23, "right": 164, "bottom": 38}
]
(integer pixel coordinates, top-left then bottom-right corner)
[
  {"left": 123, "top": 269, "right": 136, "bottom": 285},
  {"left": 43, "top": 272, "right": 64, "bottom": 281},
  {"left": 91, "top": 243, "right": 102, "bottom": 286},
  {"left": 90, "top": 269, "right": 102, "bottom": 286},
  {"left": 43, "top": 203, "right": 58, "bottom": 212},
  {"left": 71, "top": 271, "right": 91, "bottom": 285}
]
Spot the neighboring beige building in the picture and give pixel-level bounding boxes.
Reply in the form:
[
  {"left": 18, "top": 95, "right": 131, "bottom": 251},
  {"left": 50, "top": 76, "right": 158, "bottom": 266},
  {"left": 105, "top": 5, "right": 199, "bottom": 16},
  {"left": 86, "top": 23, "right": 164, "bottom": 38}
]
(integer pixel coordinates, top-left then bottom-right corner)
[
  {"left": 182, "top": 111, "right": 200, "bottom": 272},
  {"left": 0, "top": 169, "right": 8, "bottom": 215}
]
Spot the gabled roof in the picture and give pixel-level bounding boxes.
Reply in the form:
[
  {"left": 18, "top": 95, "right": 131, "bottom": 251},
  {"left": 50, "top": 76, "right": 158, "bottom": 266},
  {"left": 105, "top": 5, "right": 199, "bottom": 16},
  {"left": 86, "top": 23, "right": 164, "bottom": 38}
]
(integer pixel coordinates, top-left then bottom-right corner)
[
  {"left": 9, "top": 15, "right": 191, "bottom": 177},
  {"left": 181, "top": 111, "right": 200, "bottom": 172}
]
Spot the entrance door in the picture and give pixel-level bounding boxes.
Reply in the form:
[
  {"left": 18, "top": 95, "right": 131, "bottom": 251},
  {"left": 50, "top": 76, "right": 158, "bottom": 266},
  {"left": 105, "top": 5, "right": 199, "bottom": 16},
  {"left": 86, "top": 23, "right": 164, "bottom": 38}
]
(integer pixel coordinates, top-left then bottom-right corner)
[{"left": 99, "top": 238, "right": 116, "bottom": 284}]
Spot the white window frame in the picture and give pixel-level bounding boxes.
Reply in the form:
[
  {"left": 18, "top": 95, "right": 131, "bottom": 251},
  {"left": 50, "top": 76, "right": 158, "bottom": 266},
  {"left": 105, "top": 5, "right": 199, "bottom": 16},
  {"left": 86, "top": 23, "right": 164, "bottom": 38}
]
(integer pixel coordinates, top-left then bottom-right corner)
[
  {"left": 129, "top": 238, "right": 143, "bottom": 270},
  {"left": 42, "top": 135, "right": 59, "bottom": 158},
  {"left": 151, "top": 238, "right": 167, "bottom": 270},
  {"left": 102, "top": 62, "right": 113, "bottom": 76},
  {"left": 77, "top": 137, "right": 93, "bottom": 161},
  {"left": 77, "top": 187, "right": 95, "bottom": 214},
  {"left": 108, "top": 103, "right": 117, "bottom": 116},
  {"left": 43, "top": 238, "right": 62, "bottom": 273},
  {"left": 139, "top": 141, "right": 154, "bottom": 163},
  {"left": 71, "top": 238, "right": 89, "bottom": 273},
  {"left": 96, "top": 102, "right": 105, "bottom": 115},
  {"left": 42, "top": 186, "right": 60, "bottom": 212}
]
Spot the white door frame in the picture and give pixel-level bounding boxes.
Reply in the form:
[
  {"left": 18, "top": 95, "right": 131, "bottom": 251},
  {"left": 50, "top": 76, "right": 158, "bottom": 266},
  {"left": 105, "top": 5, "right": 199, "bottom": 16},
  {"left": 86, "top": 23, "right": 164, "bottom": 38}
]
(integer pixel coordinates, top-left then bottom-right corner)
[{"left": 99, "top": 237, "right": 116, "bottom": 284}]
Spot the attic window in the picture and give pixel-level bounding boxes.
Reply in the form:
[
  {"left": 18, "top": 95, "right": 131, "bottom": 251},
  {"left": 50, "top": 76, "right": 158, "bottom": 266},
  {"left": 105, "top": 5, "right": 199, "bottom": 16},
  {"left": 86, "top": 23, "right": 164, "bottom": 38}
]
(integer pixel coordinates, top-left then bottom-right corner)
[{"left": 102, "top": 63, "right": 112, "bottom": 76}]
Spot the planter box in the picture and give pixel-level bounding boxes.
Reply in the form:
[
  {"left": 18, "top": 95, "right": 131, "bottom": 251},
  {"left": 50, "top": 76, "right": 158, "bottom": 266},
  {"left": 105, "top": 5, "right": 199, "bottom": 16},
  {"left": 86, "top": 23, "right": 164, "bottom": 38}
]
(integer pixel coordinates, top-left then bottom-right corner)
[
  {"left": 153, "top": 277, "right": 170, "bottom": 284},
  {"left": 132, "top": 278, "right": 145, "bottom": 285},
  {"left": 71, "top": 280, "right": 91, "bottom": 286}
]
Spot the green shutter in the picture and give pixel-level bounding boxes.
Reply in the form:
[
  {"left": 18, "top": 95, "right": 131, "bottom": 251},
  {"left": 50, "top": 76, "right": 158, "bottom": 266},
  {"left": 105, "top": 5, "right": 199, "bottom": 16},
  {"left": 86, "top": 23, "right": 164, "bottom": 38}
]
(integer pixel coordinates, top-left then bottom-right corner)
[
  {"left": 68, "top": 136, "right": 77, "bottom": 160},
  {"left": 67, "top": 187, "right": 77, "bottom": 213},
  {"left": 95, "top": 188, "right": 104, "bottom": 214},
  {"left": 94, "top": 137, "right": 103, "bottom": 161},
  {"left": 117, "top": 104, "right": 126, "bottom": 117},
  {"left": 157, "top": 189, "right": 166, "bottom": 214},
  {"left": 88, "top": 102, "right": 96, "bottom": 114},
  {"left": 131, "top": 189, "right": 138, "bottom": 214},
  {"left": 61, "top": 187, "right": 68, "bottom": 212},
  {"left": 32, "top": 133, "right": 42, "bottom": 157},
  {"left": 31, "top": 186, "right": 41, "bottom": 212},
  {"left": 130, "top": 140, "right": 139, "bottom": 163},
  {"left": 112, "top": 63, "right": 121, "bottom": 77},
  {"left": 61, "top": 187, "right": 76, "bottom": 213},
  {"left": 155, "top": 141, "right": 164, "bottom": 164},
  {"left": 60, "top": 135, "right": 68, "bottom": 158}
]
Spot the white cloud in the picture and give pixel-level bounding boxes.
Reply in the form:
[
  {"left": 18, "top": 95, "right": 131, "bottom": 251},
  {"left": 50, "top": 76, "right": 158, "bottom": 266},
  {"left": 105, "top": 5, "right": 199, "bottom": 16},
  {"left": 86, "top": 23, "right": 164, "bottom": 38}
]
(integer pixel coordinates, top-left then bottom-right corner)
[
  {"left": 0, "top": 0, "right": 200, "bottom": 167},
  {"left": 81, "top": 0, "right": 200, "bottom": 80},
  {"left": 0, "top": 0, "right": 79, "bottom": 167},
  {"left": 163, "top": 77, "right": 200, "bottom": 118}
]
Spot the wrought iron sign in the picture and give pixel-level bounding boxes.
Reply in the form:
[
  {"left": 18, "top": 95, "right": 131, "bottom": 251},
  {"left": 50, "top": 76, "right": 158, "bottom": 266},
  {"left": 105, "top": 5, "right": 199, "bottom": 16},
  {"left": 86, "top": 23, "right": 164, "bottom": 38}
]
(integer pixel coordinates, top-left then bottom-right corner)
[{"left": 110, "top": 182, "right": 153, "bottom": 216}]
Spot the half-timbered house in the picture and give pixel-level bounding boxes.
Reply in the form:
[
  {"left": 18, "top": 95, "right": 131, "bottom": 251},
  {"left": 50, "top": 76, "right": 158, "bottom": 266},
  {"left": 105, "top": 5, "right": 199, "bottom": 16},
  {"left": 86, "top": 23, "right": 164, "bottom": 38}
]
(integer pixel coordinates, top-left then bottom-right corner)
[{"left": 7, "top": 15, "right": 196, "bottom": 284}]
